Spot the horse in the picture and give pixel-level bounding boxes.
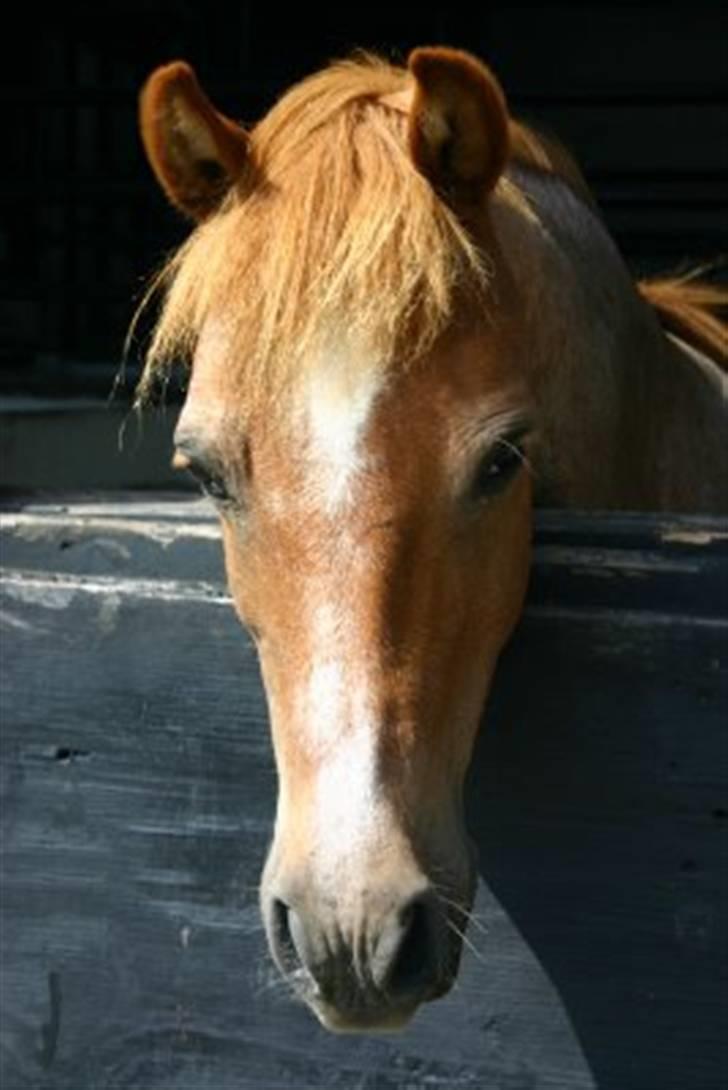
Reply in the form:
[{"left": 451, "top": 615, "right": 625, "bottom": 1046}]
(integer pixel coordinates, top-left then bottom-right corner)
[{"left": 136, "top": 47, "right": 728, "bottom": 1032}]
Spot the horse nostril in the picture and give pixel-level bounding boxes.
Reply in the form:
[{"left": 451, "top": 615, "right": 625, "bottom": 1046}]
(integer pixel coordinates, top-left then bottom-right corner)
[
  {"left": 375, "top": 893, "right": 440, "bottom": 1000},
  {"left": 270, "top": 897, "right": 324, "bottom": 992},
  {"left": 265, "top": 886, "right": 448, "bottom": 1016},
  {"left": 270, "top": 897, "right": 302, "bottom": 975},
  {"left": 390, "top": 897, "right": 433, "bottom": 994}
]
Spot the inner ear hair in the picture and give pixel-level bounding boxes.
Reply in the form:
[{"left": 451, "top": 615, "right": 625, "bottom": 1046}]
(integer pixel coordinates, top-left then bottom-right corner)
[
  {"left": 408, "top": 47, "right": 510, "bottom": 203},
  {"left": 139, "top": 61, "right": 249, "bottom": 220}
]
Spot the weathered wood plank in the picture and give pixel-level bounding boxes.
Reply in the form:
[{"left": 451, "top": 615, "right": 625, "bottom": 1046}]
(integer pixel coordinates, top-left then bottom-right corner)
[
  {"left": 3, "top": 499, "right": 726, "bottom": 618},
  {"left": 1, "top": 499, "right": 726, "bottom": 1090}
]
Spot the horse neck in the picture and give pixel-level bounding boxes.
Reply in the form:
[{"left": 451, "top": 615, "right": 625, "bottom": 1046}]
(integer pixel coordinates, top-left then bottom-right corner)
[{"left": 491, "top": 168, "right": 727, "bottom": 513}]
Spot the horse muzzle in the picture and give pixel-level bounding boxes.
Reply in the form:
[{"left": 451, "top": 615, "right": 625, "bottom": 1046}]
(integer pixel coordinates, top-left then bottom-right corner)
[{"left": 261, "top": 878, "right": 462, "bottom": 1031}]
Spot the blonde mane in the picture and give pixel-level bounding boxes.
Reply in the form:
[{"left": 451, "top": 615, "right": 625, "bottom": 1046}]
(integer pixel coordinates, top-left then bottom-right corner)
[
  {"left": 638, "top": 273, "right": 728, "bottom": 370},
  {"left": 138, "top": 57, "right": 493, "bottom": 405},
  {"left": 136, "top": 54, "right": 602, "bottom": 406}
]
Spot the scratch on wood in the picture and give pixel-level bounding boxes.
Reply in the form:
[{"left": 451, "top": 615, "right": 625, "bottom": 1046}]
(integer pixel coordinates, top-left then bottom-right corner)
[
  {"left": 38, "top": 970, "right": 62, "bottom": 1070},
  {"left": 2, "top": 581, "right": 77, "bottom": 610},
  {"left": 0, "top": 609, "right": 42, "bottom": 632},
  {"left": 661, "top": 528, "right": 728, "bottom": 546},
  {"left": 97, "top": 593, "right": 121, "bottom": 634},
  {"left": 1, "top": 570, "right": 230, "bottom": 606},
  {"left": 1, "top": 512, "right": 222, "bottom": 545}
]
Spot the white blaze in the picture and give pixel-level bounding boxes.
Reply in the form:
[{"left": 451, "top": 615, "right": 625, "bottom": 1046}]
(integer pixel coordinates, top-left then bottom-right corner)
[
  {"left": 306, "top": 663, "right": 386, "bottom": 856},
  {"left": 303, "top": 344, "right": 386, "bottom": 512},
  {"left": 291, "top": 345, "right": 392, "bottom": 856},
  {"left": 301, "top": 597, "right": 387, "bottom": 855}
]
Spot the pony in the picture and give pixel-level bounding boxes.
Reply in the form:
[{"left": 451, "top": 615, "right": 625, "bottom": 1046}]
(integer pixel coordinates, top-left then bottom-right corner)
[{"left": 136, "top": 48, "right": 728, "bottom": 1032}]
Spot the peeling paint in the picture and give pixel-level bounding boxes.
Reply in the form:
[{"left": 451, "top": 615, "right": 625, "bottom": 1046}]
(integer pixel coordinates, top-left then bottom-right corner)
[
  {"left": 97, "top": 593, "right": 121, "bottom": 635},
  {"left": 1, "top": 513, "right": 221, "bottom": 545},
  {"left": 1, "top": 571, "right": 230, "bottom": 606},
  {"left": 0, "top": 609, "right": 41, "bottom": 632},
  {"left": 2, "top": 580, "right": 77, "bottom": 610},
  {"left": 661, "top": 528, "right": 728, "bottom": 546}
]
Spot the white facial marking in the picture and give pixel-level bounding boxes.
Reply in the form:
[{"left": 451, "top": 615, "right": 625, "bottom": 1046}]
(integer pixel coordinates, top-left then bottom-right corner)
[
  {"left": 297, "top": 595, "right": 388, "bottom": 858},
  {"left": 306, "top": 669, "right": 386, "bottom": 862},
  {"left": 303, "top": 345, "right": 386, "bottom": 513},
  {"left": 305, "top": 658, "right": 346, "bottom": 756},
  {"left": 314, "top": 715, "right": 382, "bottom": 853},
  {"left": 303, "top": 600, "right": 370, "bottom": 759}
]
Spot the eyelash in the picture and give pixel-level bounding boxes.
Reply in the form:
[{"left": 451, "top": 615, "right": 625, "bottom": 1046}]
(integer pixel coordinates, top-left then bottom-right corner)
[
  {"left": 177, "top": 435, "right": 528, "bottom": 509},
  {"left": 185, "top": 462, "right": 232, "bottom": 504},
  {"left": 471, "top": 435, "right": 528, "bottom": 499}
]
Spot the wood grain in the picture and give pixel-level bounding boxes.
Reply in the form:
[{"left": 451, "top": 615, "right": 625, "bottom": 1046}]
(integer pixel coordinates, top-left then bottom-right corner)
[{"left": 1, "top": 498, "right": 726, "bottom": 1089}]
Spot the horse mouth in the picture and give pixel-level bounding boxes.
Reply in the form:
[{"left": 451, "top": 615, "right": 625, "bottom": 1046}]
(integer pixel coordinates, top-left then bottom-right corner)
[
  {"left": 310, "top": 999, "right": 421, "bottom": 1034},
  {"left": 280, "top": 922, "right": 464, "bottom": 1034},
  {"left": 260, "top": 844, "right": 476, "bottom": 1032},
  {"left": 304, "top": 975, "right": 457, "bottom": 1034}
]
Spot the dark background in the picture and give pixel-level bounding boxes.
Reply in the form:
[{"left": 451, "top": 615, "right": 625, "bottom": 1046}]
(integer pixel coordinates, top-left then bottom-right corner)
[
  {"left": 2, "top": 1, "right": 727, "bottom": 399},
  {"left": 1, "top": 10, "right": 727, "bottom": 1086}
]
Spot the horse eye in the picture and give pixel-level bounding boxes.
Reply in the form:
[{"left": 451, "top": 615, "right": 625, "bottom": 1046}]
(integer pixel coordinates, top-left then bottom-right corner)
[
  {"left": 472, "top": 438, "right": 526, "bottom": 499},
  {"left": 182, "top": 458, "right": 231, "bottom": 503},
  {"left": 198, "top": 473, "right": 231, "bottom": 502}
]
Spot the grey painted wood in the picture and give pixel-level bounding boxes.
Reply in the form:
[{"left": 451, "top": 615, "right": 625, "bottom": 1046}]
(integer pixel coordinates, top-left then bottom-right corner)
[{"left": 1, "top": 499, "right": 726, "bottom": 1090}]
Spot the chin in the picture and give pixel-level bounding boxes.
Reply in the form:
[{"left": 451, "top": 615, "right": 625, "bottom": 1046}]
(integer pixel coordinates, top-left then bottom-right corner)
[{"left": 306, "top": 973, "right": 459, "bottom": 1034}]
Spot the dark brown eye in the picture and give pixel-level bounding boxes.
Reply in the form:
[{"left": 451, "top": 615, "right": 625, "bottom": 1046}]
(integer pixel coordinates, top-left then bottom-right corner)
[
  {"left": 472, "top": 437, "right": 526, "bottom": 499},
  {"left": 175, "top": 452, "right": 232, "bottom": 504},
  {"left": 196, "top": 471, "right": 231, "bottom": 503}
]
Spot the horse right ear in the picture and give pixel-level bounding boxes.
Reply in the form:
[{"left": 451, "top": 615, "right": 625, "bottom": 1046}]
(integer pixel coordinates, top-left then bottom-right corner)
[
  {"left": 139, "top": 62, "right": 249, "bottom": 220},
  {"left": 407, "top": 47, "right": 509, "bottom": 206}
]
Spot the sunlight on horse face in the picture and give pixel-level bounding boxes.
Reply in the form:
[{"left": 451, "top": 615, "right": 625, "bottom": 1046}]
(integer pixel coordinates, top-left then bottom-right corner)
[
  {"left": 141, "top": 45, "right": 541, "bottom": 1031},
  {"left": 175, "top": 320, "right": 532, "bottom": 1030},
  {"left": 141, "top": 41, "right": 727, "bottom": 1033}
]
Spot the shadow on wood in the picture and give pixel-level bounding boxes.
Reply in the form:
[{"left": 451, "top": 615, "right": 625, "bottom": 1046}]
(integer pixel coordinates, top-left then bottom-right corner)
[
  {"left": 1, "top": 499, "right": 726, "bottom": 1089},
  {"left": 470, "top": 607, "right": 727, "bottom": 1090}
]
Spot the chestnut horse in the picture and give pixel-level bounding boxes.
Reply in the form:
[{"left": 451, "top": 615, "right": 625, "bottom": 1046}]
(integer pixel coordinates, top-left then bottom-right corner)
[{"left": 137, "top": 48, "right": 727, "bottom": 1031}]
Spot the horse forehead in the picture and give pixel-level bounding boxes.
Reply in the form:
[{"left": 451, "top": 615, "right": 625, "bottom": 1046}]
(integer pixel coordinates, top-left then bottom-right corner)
[
  {"left": 295, "top": 347, "right": 390, "bottom": 512},
  {"left": 180, "top": 331, "right": 523, "bottom": 504},
  {"left": 176, "top": 323, "right": 243, "bottom": 437},
  {"left": 292, "top": 342, "right": 494, "bottom": 514}
]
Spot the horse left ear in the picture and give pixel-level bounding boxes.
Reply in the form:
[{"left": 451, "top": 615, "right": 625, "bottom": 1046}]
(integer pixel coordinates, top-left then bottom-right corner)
[
  {"left": 407, "top": 47, "right": 509, "bottom": 204},
  {"left": 139, "top": 61, "right": 249, "bottom": 220}
]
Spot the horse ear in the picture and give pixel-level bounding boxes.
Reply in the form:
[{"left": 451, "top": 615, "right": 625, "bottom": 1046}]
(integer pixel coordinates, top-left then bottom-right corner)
[
  {"left": 139, "top": 61, "right": 249, "bottom": 220},
  {"left": 407, "top": 47, "right": 509, "bottom": 204}
]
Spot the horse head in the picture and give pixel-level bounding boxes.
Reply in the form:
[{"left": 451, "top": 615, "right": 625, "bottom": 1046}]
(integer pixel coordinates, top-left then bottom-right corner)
[{"left": 138, "top": 48, "right": 535, "bottom": 1031}]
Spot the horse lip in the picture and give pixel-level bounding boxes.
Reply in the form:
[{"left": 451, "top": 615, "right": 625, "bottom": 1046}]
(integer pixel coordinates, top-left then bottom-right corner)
[{"left": 297, "top": 959, "right": 458, "bottom": 1033}]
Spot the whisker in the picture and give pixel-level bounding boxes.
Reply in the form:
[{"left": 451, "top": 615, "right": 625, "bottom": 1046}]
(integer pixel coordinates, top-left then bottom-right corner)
[
  {"left": 437, "top": 893, "right": 490, "bottom": 937},
  {"left": 253, "top": 971, "right": 290, "bottom": 998},
  {"left": 430, "top": 880, "right": 490, "bottom": 937},
  {"left": 497, "top": 435, "right": 538, "bottom": 481},
  {"left": 446, "top": 917, "right": 487, "bottom": 966},
  {"left": 252, "top": 960, "right": 312, "bottom": 1007}
]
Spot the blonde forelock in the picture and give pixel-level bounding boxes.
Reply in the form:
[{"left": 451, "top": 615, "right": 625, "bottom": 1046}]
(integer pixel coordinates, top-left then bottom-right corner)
[{"left": 136, "top": 56, "right": 494, "bottom": 407}]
